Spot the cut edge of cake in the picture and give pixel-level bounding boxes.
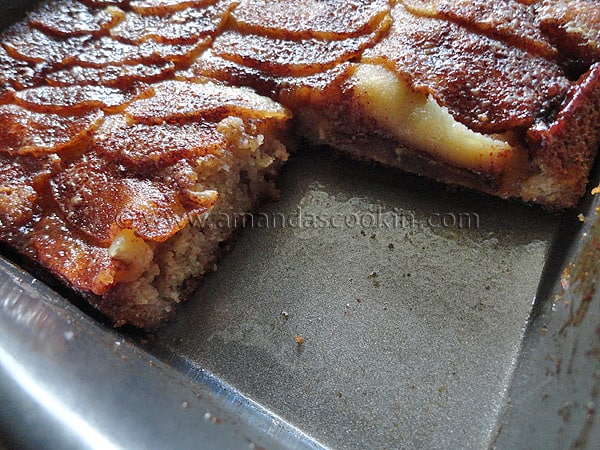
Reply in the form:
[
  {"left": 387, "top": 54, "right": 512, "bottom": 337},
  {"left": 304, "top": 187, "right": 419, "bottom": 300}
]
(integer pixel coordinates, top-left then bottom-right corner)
[
  {"left": 289, "top": 62, "right": 600, "bottom": 210},
  {"left": 61, "top": 114, "right": 289, "bottom": 328}
]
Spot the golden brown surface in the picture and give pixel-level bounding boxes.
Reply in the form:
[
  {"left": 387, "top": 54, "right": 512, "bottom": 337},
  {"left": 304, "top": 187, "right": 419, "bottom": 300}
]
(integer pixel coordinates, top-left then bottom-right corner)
[
  {"left": 0, "top": 46, "right": 45, "bottom": 93},
  {"left": 50, "top": 154, "right": 201, "bottom": 245},
  {"left": 538, "top": 0, "right": 600, "bottom": 74},
  {"left": 0, "top": 104, "right": 104, "bottom": 155},
  {"left": 362, "top": 5, "right": 570, "bottom": 133},
  {"left": 3, "top": 23, "right": 90, "bottom": 65},
  {"left": 129, "top": 0, "right": 218, "bottom": 15},
  {"left": 123, "top": 79, "right": 290, "bottom": 124},
  {"left": 0, "top": 154, "right": 56, "bottom": 232},
  {"left": 73, "top": 36, "right": 210, "bottom": 67},
  {"left": 1, "top": 0, "right": 600, "bottom": 327},
  {"left": 231, "top": 0, "right": 390, "bottom": 40},
  {"left": 403, "top": 0, "right": 557, "bottom": 59},
  {"left": 45, "top": 62, "right": 176, "bottom": 88},
  {"left": 93, "top": 114, "right": 227, "bottom": 168},
  {"left": 13, "top": 84, "right": 146, "bottom": 114},
  {"left": 211, "top": 28, "right": 383, "bottom": 77},
  {"left": 111, "top": 0, "right": 234, "bottom": 44},
  {"left": 28, "top": 0, "right": 126, "bottom": 37}
]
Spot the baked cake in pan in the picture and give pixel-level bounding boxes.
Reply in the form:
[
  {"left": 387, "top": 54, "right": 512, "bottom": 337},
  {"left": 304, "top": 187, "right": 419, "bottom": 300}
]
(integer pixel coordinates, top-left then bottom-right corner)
[{"left": 1, "top": 0, "right": 599, "bottom": 327}]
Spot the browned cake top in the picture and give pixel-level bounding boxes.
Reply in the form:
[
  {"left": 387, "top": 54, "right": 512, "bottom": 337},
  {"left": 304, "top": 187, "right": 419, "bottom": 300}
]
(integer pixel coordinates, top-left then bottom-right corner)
[
  {"left": 403, "top": 0, "right": 557, "bottom": 59},
  {"left": 28, "top": 0, "right": 126, "bottom": 37},
  {"left": 45, "top": 62, "right": 176, "bottom": 88},
  {"left": 3, "top": 23, "right": 90, "bottom": 65},
  {"left": 231, "top": 0, "right": 390, "bottom": 40},
  {"left": 110, "top": 0, "right": 234, "bottom": 44},
  {"left": 212, "top": 28, "right": 384, "bottom": 77},
  {"left": 123, "top": 79, "right": 290, "bottom": 124},
  {"left": 50, "top": 154, "right": 198, "bottom": 245},
  {"left": 0, "top": 104, "right": 104, "bottom": 156},
  {"left": 0, "top": 153, "right": 56, "bottom": 232},
  {"left": 538, "top": 0, "right": 600, "bottom": 73},
  {"left": 363, "top": 4, "right": 570, "bottom": 133},
  {"left": 129, "top": 0, "right": 218, "bottom": 15},
  {"left": 0, "top": 46, "right": 45, "bottom": 94},
  {"left": 13, "top": 84, "right": 145, "bottom": 114},
  {"left": 93, "top": 114, "right": 228, "bottom": 169},
  {"left": 0, "top": 0, "right": 294, "bottom": 301},
  {"left": 30, "top": 213, "right": 128, "bottom": 296}
]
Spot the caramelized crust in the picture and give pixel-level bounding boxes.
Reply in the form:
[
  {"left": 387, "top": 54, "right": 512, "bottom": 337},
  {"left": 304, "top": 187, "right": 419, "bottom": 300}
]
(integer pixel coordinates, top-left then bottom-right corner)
[
  {"left": 183, "top": 48, "right": 356, "bottom": 105},
  {"left": 2, "top": 22, "right": 209, "bottom": 69},
  {"left": 129, "top": 0, "right": 220, "bottom": 15},
  {"left": 28, "top": 0, "right": 126, "bottom": 37},
  {"left": 212, "top": 26, "right": 386, "bottom": 78},
  {"left": 402, "top": 0, "right": 557, "bottom": 59},
  {"left": 123, "top": 79, "right": 290, "bottom": 124},
  {"left": 537, "top": 0, "right": 600, "bottom": 73},
  {"left": 0, "top": 154, "right": 57, "bottom": 233},
  {"left": 45, "top": 62, "right": 176, "bottom": 88},
  {"left": 0, "top": 0, "right": 599, "bottom": 327},
  {"left": 14, "top": 84, "right": 147, "bottom": 114},
  {"left": 231, "top": 0, "right": 390, "bottom": 40},
  {"left": 362, "top": 4, "right": 570, "bottom": 133},
  {"left": 213, "top": 0, "right": 390, "bottom": 78},
  {"left": 50, "top": 155, "right": 197, "bottom": 245},
  {"left": 0, "top": 46, "right": 47, "bottom": 92},
  {"left": 73, "top": 35, "right": 210, "bottom": 67},
  {"left": 524, "top": 64, "right": 600, "bottom": 206},
  {"left": 110, "top": 0, "right": 234, "bottom": 44},
  {"left": 93, "top": 114, "right": 228, "bottom": 168},
  {"left": 2, "top": 23, "right": 91, "bottom": 66},
  {"left": 30, "top": 214, "right": 128, "bottom": 296},
  {"left": 0, "top": 104, "right": 103, "bottom": 156}
]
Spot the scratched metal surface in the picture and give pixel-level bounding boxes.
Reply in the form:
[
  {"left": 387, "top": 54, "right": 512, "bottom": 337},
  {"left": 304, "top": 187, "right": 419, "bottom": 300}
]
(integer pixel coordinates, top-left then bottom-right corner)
[
  {"left": 1, "top": 147, "right": 598, "bottom": 449},
  {"left": 493, "top": 172, "right": 600, "bottom": 450},
  {"left": 1, "top": 1, "right": 599, "bottom": 448},
  {"left": 144, "top": 148, "right": 578, "bottom": 450},
  {"left": 0, "top": 254, "right": 327, "bottom": 450}
]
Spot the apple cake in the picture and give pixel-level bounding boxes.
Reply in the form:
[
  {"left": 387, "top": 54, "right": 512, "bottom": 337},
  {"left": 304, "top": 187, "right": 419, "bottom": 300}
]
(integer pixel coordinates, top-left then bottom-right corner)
[{"left": 1, "top": 0, "right": 599, "bottom": 327}]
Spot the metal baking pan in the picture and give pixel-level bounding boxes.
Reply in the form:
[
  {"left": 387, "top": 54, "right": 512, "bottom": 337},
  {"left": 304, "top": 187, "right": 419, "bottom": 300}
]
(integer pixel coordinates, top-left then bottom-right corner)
[{"left": 1, "top": 3, "right": 599, "bottom": 449}]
